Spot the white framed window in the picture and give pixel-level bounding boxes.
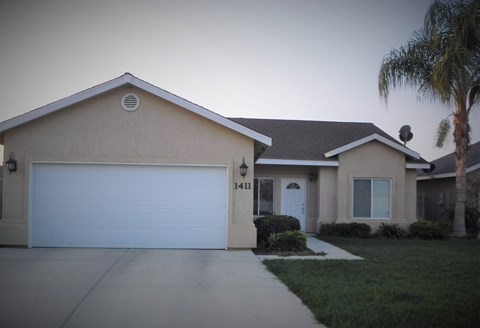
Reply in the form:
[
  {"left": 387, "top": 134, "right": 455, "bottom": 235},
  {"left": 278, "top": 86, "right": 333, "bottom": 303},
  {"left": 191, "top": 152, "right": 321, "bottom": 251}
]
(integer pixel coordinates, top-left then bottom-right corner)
[
  {"left": 254, "top": 178, "right": 274, "bottom": 216},
  {"left": 353, "top": 178, "right": 391, "bottom": 219}
]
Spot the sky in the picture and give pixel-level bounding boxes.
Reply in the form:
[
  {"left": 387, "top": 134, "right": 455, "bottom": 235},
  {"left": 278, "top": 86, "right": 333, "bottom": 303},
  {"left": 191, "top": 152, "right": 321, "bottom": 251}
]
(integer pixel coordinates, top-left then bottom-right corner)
[{"left": 1, "top": 0, "right": 478, "bottom": 162}]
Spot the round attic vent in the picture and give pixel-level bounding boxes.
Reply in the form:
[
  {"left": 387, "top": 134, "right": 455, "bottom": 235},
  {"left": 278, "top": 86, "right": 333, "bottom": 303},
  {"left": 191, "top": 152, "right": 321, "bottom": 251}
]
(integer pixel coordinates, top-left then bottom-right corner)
[{"left": 121, "top": 93, "right": 140, "bottom": 111}]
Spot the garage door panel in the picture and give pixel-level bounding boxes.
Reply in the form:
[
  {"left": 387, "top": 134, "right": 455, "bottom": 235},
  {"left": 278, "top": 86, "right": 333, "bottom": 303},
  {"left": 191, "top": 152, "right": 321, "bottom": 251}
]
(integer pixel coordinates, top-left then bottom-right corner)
[{"left": 32, "top": 164, "right": 227, "bottom": 249}]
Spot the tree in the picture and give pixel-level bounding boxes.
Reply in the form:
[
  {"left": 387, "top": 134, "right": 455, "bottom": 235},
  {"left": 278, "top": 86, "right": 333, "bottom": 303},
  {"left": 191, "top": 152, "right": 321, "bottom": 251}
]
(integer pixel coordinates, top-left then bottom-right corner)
[{"left": 378, "top": 0, "right": 480, "bottom": 237}]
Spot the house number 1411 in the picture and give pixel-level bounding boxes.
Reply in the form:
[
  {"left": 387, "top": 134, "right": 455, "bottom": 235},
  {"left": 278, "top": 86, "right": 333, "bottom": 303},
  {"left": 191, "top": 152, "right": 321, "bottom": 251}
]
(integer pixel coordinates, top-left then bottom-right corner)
[{"left": 233, "top": 182, "right": 252, "bottom": 190}]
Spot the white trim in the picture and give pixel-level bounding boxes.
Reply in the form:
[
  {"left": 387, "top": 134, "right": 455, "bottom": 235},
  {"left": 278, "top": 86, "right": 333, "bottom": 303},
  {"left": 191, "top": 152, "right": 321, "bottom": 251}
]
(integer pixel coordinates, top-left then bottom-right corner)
[
  {"left": 0, "top": 73, "right": 272, "bottom": 147},
  {"left": 417, "top": 173, "right": 455, "bottom": 180},
  {"left": 465, "top": 162, "right": 480, "bottom": 174},
  {"left": 406, "top": 163, "right": 431, "bottom": 169},
  {"left": 352, "top": 178, "right": 392, "bottom": 220},
  {"left": 28, "top": 160, "right": 229, "bottom": 168},
  {"left": 225, "top": 165, "right": 229, "bottom": 250},
  {"left": 255, "top": 158, "right": 339, "bottom": 166},
  {"left": 417, "top": 162, "right": 480, "bottom": 180},
  {"left": 324, "top": 133, "right": 420, "bottom": 159},
  {"left": 128, "top": 76, "right": 272, "bottom": 146},
  {"left": 28, "top": 162, "right": 34, "bottom": 248},
  {"left": 253, "top": 177, "right": 275, "bottom": 216},
  {"left": 0, "top": 77, "right": 126, "bottom": 133}
]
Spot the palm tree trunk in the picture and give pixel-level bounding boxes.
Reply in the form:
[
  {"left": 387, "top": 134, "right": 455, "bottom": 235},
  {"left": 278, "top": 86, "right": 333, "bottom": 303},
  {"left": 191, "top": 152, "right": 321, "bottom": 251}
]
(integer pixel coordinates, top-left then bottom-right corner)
[{"left": 453, "top": 104, "right": 468, "bottom": 237}]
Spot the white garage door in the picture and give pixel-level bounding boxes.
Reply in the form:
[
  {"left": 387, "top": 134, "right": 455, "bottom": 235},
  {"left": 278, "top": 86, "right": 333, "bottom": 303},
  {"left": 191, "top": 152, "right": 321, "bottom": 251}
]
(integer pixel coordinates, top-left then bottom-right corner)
[{"left": 31, "top": 163, "right": 227, "bottom": 249}]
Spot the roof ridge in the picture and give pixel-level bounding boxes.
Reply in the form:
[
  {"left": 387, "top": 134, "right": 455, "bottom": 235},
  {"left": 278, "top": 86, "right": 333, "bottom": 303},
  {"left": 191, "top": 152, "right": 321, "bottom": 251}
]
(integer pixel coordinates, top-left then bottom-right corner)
[{"left": 229, "top": 117, "right": 374, "bottom": 125}]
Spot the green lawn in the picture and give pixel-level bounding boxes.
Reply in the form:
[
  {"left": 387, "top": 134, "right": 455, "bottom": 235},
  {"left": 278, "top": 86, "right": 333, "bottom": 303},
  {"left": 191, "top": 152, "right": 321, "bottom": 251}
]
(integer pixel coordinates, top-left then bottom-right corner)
[{"left": 263, "top": 237, "right": 480, "bottom": 328}]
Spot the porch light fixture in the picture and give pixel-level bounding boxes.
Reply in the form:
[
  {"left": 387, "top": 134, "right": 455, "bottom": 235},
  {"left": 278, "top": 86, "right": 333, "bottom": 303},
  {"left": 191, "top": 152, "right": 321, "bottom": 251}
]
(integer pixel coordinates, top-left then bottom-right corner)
[
  {"left": 5, "top": 152, "right": 17, "bottom": 174},
  {"left": 239, "top": 158, "right": 248, "bottom": 178},
  {"left": 309, "top": 169, "right": 318, "bottom": 182}
]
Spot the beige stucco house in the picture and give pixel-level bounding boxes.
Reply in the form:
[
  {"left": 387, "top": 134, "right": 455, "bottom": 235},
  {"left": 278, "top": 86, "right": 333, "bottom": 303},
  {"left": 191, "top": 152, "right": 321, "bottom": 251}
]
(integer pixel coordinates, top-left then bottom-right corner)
[{"left": 0, "top": 74, "right": 428, "bottom": 249}]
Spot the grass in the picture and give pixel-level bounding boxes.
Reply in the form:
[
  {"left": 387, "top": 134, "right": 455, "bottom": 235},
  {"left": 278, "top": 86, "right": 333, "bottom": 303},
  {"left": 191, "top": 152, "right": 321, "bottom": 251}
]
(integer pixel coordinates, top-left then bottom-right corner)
[
  {"left": 252, "top": 244, "right": 323, "bottom": 256},
  {"left": 263, "top": 237, "right": 480, "bottom": 328}
]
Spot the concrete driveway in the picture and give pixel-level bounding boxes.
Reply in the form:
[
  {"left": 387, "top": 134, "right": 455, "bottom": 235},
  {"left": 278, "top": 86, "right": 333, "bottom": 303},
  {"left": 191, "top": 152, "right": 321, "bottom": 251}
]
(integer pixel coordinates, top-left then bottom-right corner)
[{"left": 0, "top": 248, "right": 324, "bottom": 328}]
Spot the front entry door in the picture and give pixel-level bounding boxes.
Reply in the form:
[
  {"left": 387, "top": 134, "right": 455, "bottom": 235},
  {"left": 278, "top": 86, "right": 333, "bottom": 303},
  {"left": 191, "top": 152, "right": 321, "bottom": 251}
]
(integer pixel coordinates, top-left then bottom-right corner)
[{"left": 281, "top": 179, "right": 307, "bottom": 231}]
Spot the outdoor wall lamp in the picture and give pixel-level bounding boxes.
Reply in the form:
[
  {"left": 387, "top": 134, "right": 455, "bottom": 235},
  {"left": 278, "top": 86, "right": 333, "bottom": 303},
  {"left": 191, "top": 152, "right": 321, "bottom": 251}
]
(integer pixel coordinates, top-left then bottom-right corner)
[
  {"left": 6, "top": 152, "right": 17, "bottom": 174},
  {"left": 309, "top": 169, "right": 318, "bottom": 182},
  {"left": 239, "top": 157, "right": 248, "bottom": 178}
]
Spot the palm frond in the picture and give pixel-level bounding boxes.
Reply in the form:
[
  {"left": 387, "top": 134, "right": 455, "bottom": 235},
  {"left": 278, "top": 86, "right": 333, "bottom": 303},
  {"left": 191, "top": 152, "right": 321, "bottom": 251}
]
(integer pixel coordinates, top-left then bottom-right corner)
[
  {"left": 379, "top": 0, "right": 480, "bottom": 107},
  {"left": 435, "top": 118, "right": 451, "bottom": 148}
]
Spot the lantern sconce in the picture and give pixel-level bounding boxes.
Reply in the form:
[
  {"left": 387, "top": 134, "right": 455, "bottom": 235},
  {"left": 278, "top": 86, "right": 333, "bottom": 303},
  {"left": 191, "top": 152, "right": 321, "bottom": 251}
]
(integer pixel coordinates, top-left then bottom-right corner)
[
  {"left": 6, "top": 152, "right": 17, "bottom": 174},
  {"left": 309, "top": 169, "right": 318, "bottom": 182},
  {"left": 239, "top": 157, "right": 248, "bottom": 179}
]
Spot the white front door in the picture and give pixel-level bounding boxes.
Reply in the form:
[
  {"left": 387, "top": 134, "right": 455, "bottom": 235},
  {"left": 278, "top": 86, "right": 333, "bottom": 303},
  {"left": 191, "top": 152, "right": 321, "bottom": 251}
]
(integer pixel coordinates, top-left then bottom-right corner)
[{"left": 281, "top": 179, "right": 306, "bottom": 231}]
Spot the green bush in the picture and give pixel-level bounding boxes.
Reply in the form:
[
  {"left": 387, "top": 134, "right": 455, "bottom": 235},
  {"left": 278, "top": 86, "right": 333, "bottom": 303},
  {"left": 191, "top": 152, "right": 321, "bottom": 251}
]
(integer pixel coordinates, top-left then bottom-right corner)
[
  {"left": 254, "top": 215, "right": 301, "bottom": 245},
  {"left": 268, "top": 231, "right": 307, "bottom": 252},
  {"left": 447, "top": 205, "right": 480, "bottom": 236},
  {"left": 465, "top": 206, "right": 480, "bottom": 235},
  {"left": 409, "top": 220, "right": 450, "bottom": 240},
  {"left": 319, "top": 223, "right": 371, "bottom": 238},
  {"left": 374, "top": 223, "right": 407, "bottom": 239}
]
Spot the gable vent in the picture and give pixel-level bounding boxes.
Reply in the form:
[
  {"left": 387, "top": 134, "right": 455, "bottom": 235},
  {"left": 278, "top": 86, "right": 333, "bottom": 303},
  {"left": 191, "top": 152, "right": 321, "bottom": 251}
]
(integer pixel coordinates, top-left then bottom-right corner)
[{"left": 121, "top": 93, "right": 140, "bottom": 111}]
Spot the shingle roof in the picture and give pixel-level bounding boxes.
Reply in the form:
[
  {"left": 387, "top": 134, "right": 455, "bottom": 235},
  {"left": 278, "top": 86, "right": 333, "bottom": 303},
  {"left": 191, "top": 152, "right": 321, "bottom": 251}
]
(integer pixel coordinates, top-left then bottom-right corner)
[
  {"left": 417, "top": 141, "right": 480, "bottom": 177},
  {"left": 230, "top": 118, "right": 418, "bottom": 162}
]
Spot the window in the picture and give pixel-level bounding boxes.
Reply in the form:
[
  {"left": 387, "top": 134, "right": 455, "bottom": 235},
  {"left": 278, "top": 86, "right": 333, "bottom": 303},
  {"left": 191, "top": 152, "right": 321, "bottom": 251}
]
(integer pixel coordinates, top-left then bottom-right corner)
[
  {"left": 353, "top": 178, "right": 391, "bottom": 219},
  {"left": 286, "top": 182, "right": 300, "bottom": 190},
  {"left": 254, "top": 178, "right": 274, "bottom": 215}
]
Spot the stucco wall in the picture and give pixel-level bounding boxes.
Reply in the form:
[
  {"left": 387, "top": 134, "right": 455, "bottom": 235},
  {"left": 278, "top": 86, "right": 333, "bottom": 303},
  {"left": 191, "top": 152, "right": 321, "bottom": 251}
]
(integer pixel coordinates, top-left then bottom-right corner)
[
  {"left": 336, "top": 141, "right": 417, "bottom": 230},
  {"left": 1, "top": 86, "right": 256, "bottom": 248},
  {"left": 317, "top": 166, "right": 338, "bottom": 228}
]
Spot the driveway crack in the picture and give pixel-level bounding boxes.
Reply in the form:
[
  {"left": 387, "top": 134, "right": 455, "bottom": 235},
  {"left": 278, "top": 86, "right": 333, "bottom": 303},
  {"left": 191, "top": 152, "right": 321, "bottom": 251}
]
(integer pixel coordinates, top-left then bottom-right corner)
[{"left": 60, "top": 248, "right": 129, "bottom": 328}]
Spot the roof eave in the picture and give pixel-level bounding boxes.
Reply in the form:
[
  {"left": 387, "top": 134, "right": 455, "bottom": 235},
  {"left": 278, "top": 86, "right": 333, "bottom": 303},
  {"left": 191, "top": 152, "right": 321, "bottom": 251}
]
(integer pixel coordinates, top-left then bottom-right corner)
[
  {"left": 324, "top": 133, "right": 420, "bottom": 159},
  {"left": 0, "top": 73, "right": 272, "bottom": 146},
  {"left": 0, "top": 75, "right": 128, "bottom": 133},
  {"left": 255, "top": 159, "right": 339, "bottom": 166},
  {"left": 417, "top": 162, "right": 480, "bottom": 180}
]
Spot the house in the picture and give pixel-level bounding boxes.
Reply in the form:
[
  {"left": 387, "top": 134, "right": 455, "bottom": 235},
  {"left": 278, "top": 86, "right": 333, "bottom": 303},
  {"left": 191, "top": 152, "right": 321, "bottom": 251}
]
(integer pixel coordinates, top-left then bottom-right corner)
[
  {"left": 232, "top": 118, "right": 427, "bottom": 233},
  {"left": 0, "top": 73, "right": 428, "bottom": 249},
  {"left": 417, "top": 141, "right": 480, "bottom": 221}
]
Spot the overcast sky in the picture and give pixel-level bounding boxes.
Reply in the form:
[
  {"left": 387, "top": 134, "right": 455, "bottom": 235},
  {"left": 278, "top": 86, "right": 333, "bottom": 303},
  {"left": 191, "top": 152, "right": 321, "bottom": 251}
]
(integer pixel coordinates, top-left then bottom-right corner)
[{"left": 1, "top": 0, "right": 478, "bottom": 161}]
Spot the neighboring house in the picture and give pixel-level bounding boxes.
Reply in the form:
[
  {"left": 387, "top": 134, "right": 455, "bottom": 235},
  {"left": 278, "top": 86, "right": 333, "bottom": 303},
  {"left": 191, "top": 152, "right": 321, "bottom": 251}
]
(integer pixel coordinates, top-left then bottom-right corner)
[
  {"left": 417, "top": 141, "right": 480, "bottom": 221},
  {"left": 0, "top": 73, "right": 428, "bottom": 249}
]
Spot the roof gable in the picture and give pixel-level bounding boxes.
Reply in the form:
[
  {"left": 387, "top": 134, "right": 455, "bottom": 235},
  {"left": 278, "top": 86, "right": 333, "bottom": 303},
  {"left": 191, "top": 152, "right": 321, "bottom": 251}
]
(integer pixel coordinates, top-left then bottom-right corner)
[
  {"left": 324, "top": 133, "right": 420, "bottom": 159},
  {"left": 0, "top": 73, "right": 271, "bottom": 147},
  {"left": 231, "top": 118, "right": 424, "bottom": 166}
]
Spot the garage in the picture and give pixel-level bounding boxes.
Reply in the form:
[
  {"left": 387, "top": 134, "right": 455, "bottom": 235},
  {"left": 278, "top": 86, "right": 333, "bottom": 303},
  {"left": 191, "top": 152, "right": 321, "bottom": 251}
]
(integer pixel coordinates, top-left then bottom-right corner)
[{"left": 30, "top": 163, "right": 228, "bottom": 249}]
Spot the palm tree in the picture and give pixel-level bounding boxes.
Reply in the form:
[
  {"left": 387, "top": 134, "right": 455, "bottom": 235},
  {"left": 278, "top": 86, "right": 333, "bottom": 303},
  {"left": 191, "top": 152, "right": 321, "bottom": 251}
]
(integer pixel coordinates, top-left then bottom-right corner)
[{"left": 378, "top": 0, "right": 480, "bottom": 237}]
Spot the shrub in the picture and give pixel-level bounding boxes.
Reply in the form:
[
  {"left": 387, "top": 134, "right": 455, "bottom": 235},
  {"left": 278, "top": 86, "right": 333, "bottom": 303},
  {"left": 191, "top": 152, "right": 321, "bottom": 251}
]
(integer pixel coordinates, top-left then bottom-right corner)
[
  {"left": 447, "top": 205, "right": 480, "bottom": 236},
  {"left": 465, "top": 207, "right": 480, "bottom": 234},
  {"left": 254, "top": 215, "right": 301, "bottom": 245},
  {"left": 409, "top": 220, "right": 450, "bottom": 240},
  {"left": 374, "top": 223, "right": 407, "bottom": 239},
  {"left": 319, "top": 223, "right": 371, "bottom": 238},
  {"left": 268, "top": 231, "right": 307, "bottom": 252}
]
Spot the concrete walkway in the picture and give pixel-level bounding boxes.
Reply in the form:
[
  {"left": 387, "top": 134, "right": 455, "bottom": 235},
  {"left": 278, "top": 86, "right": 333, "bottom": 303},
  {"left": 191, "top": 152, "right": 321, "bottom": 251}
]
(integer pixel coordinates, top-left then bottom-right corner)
[
  {"left": 0, "top": 248, "right": 325, "bottom": 328},
  {"left": 256, "top": 234, "right": 363, "bottom": 260}
]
